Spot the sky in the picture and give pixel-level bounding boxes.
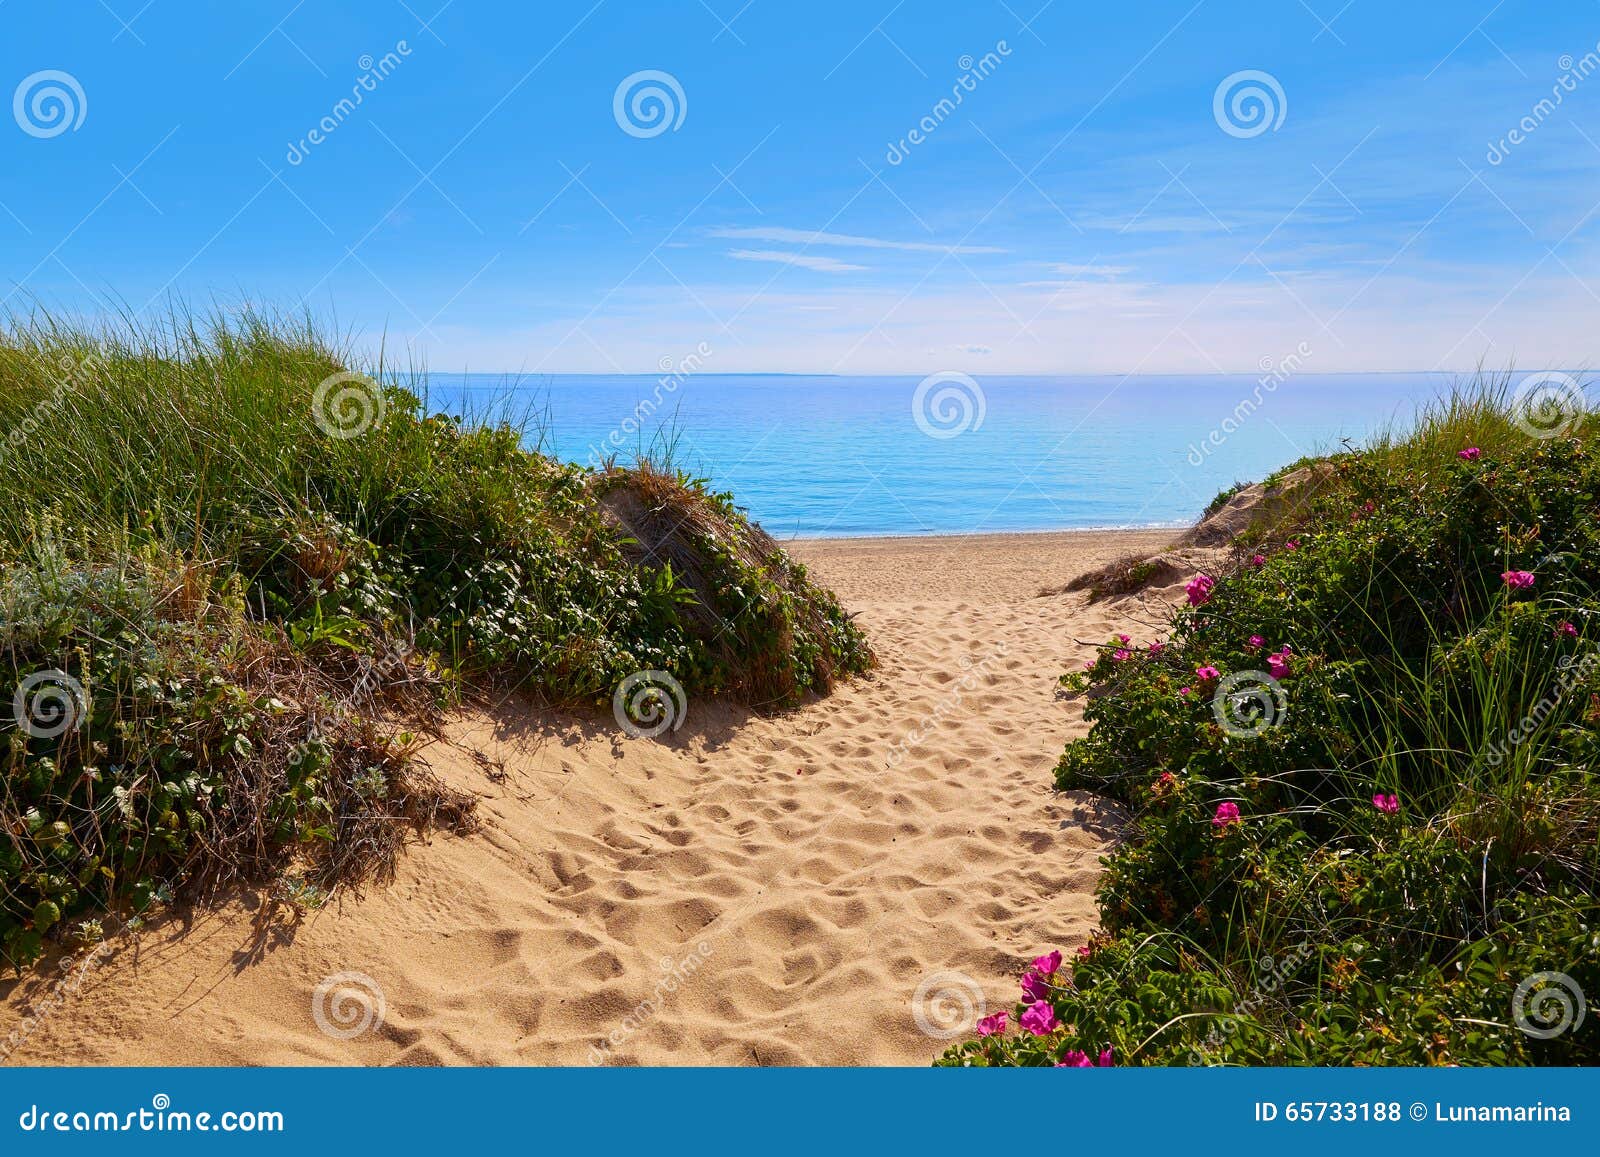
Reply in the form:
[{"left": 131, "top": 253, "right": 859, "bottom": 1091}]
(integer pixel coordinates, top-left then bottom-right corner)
[{"left": 5, "top": 0, "right": 1600, "bottom": 374}]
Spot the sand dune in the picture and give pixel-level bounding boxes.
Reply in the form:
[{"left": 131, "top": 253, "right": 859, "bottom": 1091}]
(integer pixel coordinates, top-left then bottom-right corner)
[{"left": 2, "top": 529, "right": 1176, "bottom": 1066}]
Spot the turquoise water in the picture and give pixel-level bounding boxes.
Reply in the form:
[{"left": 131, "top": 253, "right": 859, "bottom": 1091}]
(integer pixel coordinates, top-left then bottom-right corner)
[{"left": 421, "top": 373, "right": 1451, "bottom": 538}]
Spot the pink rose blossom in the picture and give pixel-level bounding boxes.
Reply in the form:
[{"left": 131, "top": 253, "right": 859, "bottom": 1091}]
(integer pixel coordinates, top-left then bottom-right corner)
[
  {"left": 1502, "top": 570, "right": 1536, "bottom": 589},
  {"left": 1116, "top": 633, "right": 1131, "bottom": 645},
  {"left": 1286, "top": 539, "right": 1299, "bottom": 550},
  {"left": 1250, "top": 553, "right": 1266, "bottom": 568},
  {"left": 1458, "top": 447, "right": 1481, "bottom": 460},
  {"left": 1558, "top": 621, "right": 1579, "bottom": 638},
  {"left": 1185, "top": 574, "right": 1215, "bottom": 606},
  {"left": 1113, "top": 648, "right": 1132, "bottom": 661},
  {"left": 1098, "top": 1048, "right": 1115, "bottom": 1066},
  {"left": 1020, "top": 1000, "right": 1059, "bottom": 1036},
  {"left": 1248, "top": 634, "right": 1265, "bottom": 648},
  {"left": 1178, "top": 686, "right": 1192, "bottom": 697},
  {"left": 1212, "top": 801, "right": 1241, "bottom": 828},
  {"left": 1056, "top": 1050, "right": 1092, "bottom": 1067},
  {"left": 1077, "top": 944, "right": 1092, "bottom": 959},
  {"left": 1031, "top": 950, "right": 1063, "bottom": 975},
  {"left": 1194, "top": 665, "right": 1221, "bottom": 682},
  {"left": 1372, "top": 793, "right": 1399, "bottom": 815},
  {"left": 1149, "top": 640, "right": 1165, "bottom": 654},
  {"left": 975, "top": 1011, "right": 1008, "bottom": 1037},
  {"left": 1022, "top": 970, "right": 1051, "bottom": 1002}
]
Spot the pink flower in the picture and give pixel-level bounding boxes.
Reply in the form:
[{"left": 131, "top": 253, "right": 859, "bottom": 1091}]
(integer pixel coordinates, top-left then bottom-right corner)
[
  {"left": 1267, "top": 651, "right": 1290, "bottom": 680},
  {"left": 1250, "top": 553, "right": 1266, "bottom": 568},
  {"left": 1020, "top": 1000, "right": 1059, "bottom": 1036},
  {"left": 1557, "top": 621, "right": 1579, "bottom": 638},
  {"left": 1285, "top": 539, "right": 1299, "bottom": 550},
  {"left": 975, "top": 1011, "right": 1008, "bottom": 1037},
  {"left": 1031, "top": 950, "right": 1063, "bottom": 975},
  {"left": 1113, "top": 648, "right": 1132, "bottom": 662},
  {"left": 1077, "top": 944, "right": 1092, "bottom": 959},
  {"left": 1022, "top": 970, "right": 1052, "bottom": 1002},
  {"left": 1116, "top": 633, "right": 1131, "bottom": 645},
  {"left": 1185, "top": 574, "right": 1215, "bottom": 606},
  {"left": 1178, "top": 686, "right": 1192, "bottom": 697},
  {"left": 1083, "top": 660, "right": 1095, "bottom": 670},
  {"left": 1098, "top": 1047, "right": 1115, "bottom": 1066},
  {"left": 1372, "top": 793, "right": 1399, "bottom": 815},
  {"left": 1248, "top": 634, "right": 1265, "bottom": 648},
  {"left": 1194, "top": 665, "right": 1221, "bottom": 682},
  {"left": 1212, "top": 801, "right": 1241, "bottom": 828},
  {"left": 1148, "top": 640, "right": 1165, "bottom": 654},
  {"left": 1458, "top": 447, "right": 1481, "bottom": 460},
  {"left": 1056, "top": 1050, "right": 1092, "bottom": 1067},
  {"left": 1502, "top": 570, "right": 1536, "bottom": 589}
]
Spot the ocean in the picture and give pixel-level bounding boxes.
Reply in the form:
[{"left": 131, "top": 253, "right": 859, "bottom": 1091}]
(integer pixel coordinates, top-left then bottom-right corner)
[{"left": 419, "top": 371, "right": 1453, "bottom": 538}]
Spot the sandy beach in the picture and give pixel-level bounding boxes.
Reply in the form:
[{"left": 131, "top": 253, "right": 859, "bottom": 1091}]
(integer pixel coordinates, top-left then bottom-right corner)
[{"left": 2, "top": 528, "right": 1178, "bottom": 1066}]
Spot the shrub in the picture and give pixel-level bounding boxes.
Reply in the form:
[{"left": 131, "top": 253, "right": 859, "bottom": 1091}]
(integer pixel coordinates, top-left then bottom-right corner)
[{"left": 943, "top": 384, "right": 1600, "bottom": 1066}]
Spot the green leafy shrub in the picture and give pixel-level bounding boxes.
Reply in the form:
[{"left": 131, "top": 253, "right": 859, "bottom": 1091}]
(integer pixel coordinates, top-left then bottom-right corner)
[
  {"left": 0, "top": 310, "right": 872, "bottom": 968},
  {"left": 944, "top": 385, "right": 1600, "bottom": 1066}
]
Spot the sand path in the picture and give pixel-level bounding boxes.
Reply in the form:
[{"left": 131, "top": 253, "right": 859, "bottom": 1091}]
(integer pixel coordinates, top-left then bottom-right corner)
[{"left": 2, "top": 530, "right": 1175, "bottom": 1066}]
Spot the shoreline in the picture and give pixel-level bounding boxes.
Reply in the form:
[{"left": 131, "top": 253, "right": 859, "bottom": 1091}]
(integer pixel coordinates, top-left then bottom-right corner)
[{"left": 779, "top": 524, "right": 1191, "bottom": 545}]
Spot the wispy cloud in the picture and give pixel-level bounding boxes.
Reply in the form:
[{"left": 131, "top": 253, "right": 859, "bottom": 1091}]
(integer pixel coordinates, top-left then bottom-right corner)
[
  {"left": 1048, "top": 263, "right": 1134, "bottom": 277},
  {"left": 711, "top": 225, "right": 1006, "bottom": 254},
  {"left": 727, "top": 248, "right": 869, "bottom": 272}
]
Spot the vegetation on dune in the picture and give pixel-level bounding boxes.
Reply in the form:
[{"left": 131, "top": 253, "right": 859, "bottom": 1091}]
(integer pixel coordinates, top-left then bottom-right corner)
[
  {"left": 944, "top": 380, "right": 1600, "bottom": 1066},
  {"left": 0, "top": 310, "right": 872, "bottom": 969}
]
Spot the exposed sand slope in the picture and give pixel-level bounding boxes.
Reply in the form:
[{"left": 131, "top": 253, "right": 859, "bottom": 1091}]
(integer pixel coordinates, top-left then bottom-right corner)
[{"left": 3, "top": 529, "right": 1173, "bottom": 1066}]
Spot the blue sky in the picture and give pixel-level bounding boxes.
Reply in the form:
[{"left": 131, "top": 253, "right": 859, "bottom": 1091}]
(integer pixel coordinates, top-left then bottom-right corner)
[{"left": 5, "top": 0, "right": 1600, "bottom": 373}]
